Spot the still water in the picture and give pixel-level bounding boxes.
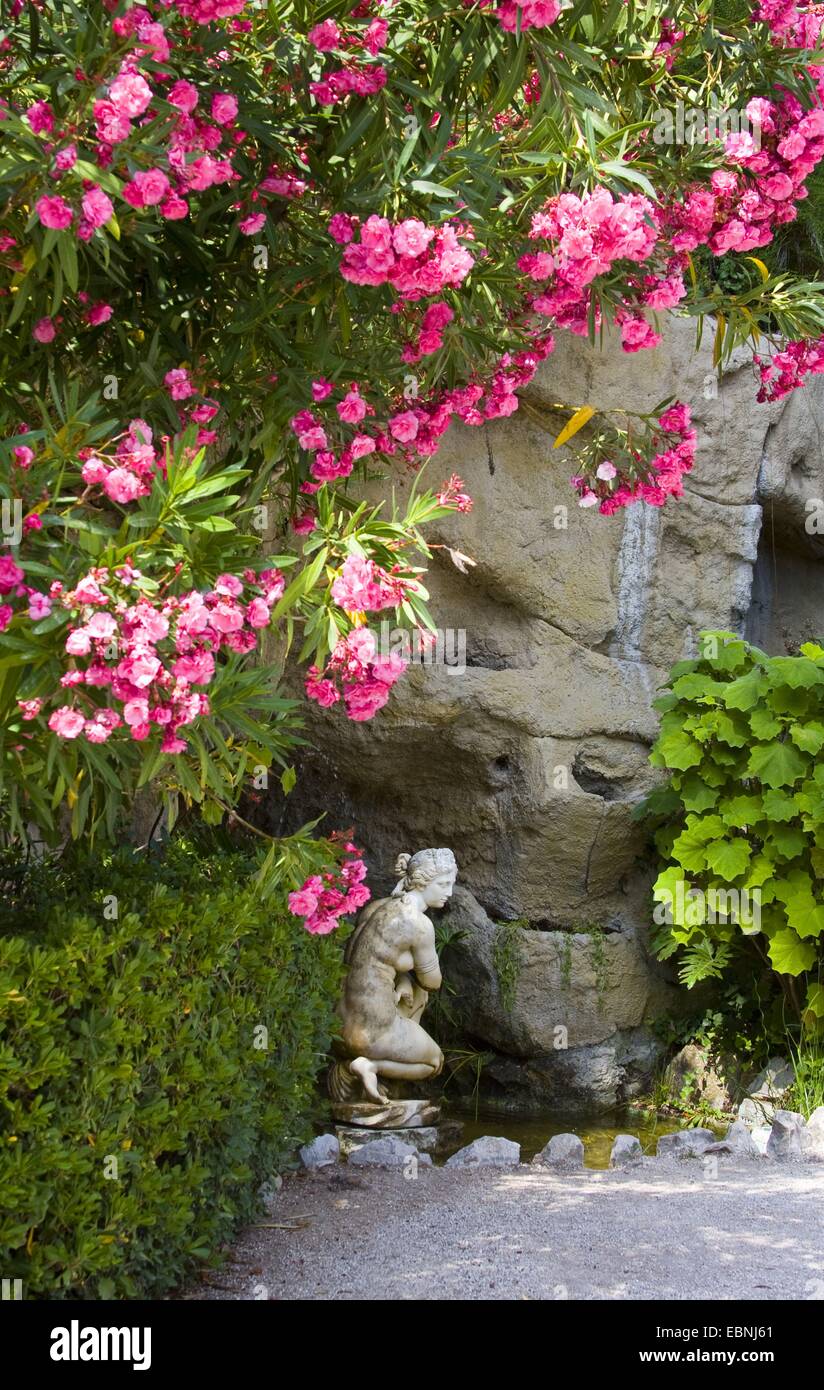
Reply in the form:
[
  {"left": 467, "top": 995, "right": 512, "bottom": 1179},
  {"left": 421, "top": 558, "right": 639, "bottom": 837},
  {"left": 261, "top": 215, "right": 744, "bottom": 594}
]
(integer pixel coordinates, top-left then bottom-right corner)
[{"left": 445, "top": 1105, "right": 698, "bottom": 1168}]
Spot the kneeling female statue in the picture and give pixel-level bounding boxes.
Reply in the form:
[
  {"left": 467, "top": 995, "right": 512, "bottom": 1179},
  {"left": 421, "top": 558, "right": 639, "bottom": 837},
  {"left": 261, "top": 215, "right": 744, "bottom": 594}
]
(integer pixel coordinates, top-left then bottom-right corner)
[{"left": 328, "top": 847, "right": 457, "bottom": 1113}]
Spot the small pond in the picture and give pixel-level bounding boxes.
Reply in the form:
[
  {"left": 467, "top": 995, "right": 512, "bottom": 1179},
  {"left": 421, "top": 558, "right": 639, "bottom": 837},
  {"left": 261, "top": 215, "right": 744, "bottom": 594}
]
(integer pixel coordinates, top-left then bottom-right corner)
[{"left": 443, "top": 1105, "right": 712, "bottom": 1168}]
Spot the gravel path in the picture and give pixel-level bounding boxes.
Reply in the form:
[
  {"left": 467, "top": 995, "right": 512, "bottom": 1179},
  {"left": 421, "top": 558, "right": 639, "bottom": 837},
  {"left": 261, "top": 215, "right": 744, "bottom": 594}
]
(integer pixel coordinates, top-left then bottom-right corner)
[{"left": 185, "top": 1157, "right": 824, "bottom": 1301}]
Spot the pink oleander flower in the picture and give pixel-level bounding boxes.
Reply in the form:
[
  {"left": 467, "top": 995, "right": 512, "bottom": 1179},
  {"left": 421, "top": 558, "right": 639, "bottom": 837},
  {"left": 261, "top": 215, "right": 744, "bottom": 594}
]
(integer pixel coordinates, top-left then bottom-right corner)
[
  {"left": 211, "top": 92, "right": 238, "bottom": 124},
  {"left": 85, "top": 302, "right": 113, "bottom": 327},
  {"left": 388, "top": 410, "right": 419, "bottom": 443},
  {"left": 36, "top": 195, "right": 73, "bottom": 230},
  {"left": 164, "top": 367, "right": 195, "bottom": 400},
  {"left": 48, "top": 705, "right": 85, "bottom": 739},
  {"left": 32, "top": 317, "right": 56, "bottom": 344},
  {"left": 169, "top": 79, "right": 199, "bottom": 113},
  {"left": 123, "top": 168, "right": 171, "bottom": 208},
  {"left": 81, "top": 185, "right": 114, "bottom": 229},
  {"left": 54, "top": 143, "right": 78, "bottom": 172},
  {"left": 239, "top": 212, "right": 266, "bottom": 234},
  {"left": 108, "top": 71, "right": 153, "bottom": 118},
  {"left": 337, "top": 388, "right": 367, "bottom": 423},
  {"left": 28, "top": 592, "right": 52, "bottom": 621},
  {"left": 308, "top": 19, "right": 341, "bottom": 51},
  {"left": 0, "top": 555, "right": 25, "bottom": 594},
  {"left": 161, "top": 194, "right": 189, "bottom": 220},
  {"left": 328, "top": 212, "right": 356, "bottom": 244},
  {"left": 27, "top": 100, "right": 54, "bottom": 134}
]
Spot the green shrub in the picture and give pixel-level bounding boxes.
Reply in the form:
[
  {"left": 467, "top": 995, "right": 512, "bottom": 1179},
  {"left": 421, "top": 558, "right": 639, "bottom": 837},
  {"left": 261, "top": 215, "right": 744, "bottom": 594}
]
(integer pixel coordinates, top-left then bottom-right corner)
[
  {"left": 0, "top": 839, "right": 345, "bottom": 1299},
  {"left": 640, "top": 631, "right": 824, "bottom": 1028}
]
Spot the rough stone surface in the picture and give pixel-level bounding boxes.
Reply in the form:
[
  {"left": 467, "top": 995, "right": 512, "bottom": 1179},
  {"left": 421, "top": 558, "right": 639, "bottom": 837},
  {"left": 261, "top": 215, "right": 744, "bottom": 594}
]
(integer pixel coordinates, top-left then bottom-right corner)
[
  {"left": 610, "top": 1134, "right": 642, "bottom": 1167},
  {"left": 422, "top": 885, "right": 674, "bottom": 1111},
  {"left": 533, "top": 1133, "right": 584, "bottom": 1169},
  {"left": 738, "top": 1096, "right": 779, "bottom": 1128},
  {"left": 766, "top": 1110, "right": 806, "bottom": 1162},
  {"left": 656, "top": 1128, "right": 716, "bottom": 1159},
  {"left": 664, "top": 1044, "right": 740, "bottom": 1113},
  {"left": 281, "top": 318, "right": 824, "bottom": 1110},
  {"left": 348, "top": 1136, "right": 432, "bottom": 1168},
  {"left": 751, "top": 1126, "right": 772, "bottom": 1156},
  {"left": 749, "top": 1057, "right": 794, "bottom": 1100},
  {"left": 802, "top": 1107, "right": 824, "bottom": 1162},
  {"left": 336, "top": 1125, "right": 440, "bottom": 1158},
  {"left": 704, "top": 1120, "right": 761, "bottom": 1160},
  {"left": 445, "top": 1136, "right": 520, "bottom": 1169},
  {"left": 299, "top": 1134, "right": 339, "bottom": 1169}
]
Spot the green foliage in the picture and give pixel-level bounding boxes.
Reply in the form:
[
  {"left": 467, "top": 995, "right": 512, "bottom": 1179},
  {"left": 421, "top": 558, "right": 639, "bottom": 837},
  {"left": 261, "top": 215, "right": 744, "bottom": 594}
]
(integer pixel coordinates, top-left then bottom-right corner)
[
  {"left": 0, "top": 837, "right": 345, "bottom": 1299},
  {"left": 491, "top": 919, "right": 522, "bottom": 1014},
  {"left": 785, "top": 1036, "right": 824, "bottom": 1119},
  {"left": 643, "top": 632, "right": 824, "bottom": 1024}
]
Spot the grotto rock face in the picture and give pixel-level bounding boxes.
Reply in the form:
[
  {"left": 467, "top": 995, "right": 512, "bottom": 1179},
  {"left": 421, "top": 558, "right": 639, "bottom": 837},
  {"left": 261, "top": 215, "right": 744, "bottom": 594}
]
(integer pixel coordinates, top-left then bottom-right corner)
[{"left": 283, "top": 316, "right": 824, "bottom": 1113}]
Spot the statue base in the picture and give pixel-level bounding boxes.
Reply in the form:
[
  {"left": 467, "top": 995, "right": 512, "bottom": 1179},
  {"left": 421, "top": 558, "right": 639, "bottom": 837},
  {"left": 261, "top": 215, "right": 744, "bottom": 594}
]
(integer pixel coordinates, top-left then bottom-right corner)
[
  {"left": 336, "top": 1119, "right": 464, "bottom": 1158},
  {"left": 331, "top": 1098, "right": 440, "bottom": 1129}
]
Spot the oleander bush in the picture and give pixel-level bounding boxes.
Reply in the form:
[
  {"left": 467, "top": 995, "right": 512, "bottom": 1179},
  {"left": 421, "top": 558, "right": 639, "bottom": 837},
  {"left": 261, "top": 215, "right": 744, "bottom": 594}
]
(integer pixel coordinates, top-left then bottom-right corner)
[{"left": 0, "top": 836, "right": 345, "bottom": 1299}]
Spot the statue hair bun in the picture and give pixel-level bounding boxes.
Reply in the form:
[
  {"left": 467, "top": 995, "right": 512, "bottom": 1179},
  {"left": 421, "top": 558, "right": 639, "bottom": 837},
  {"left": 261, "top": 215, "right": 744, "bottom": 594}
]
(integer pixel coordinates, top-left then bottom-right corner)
[{"left": 394, "top": 852, "right": 411, "bottom": 876}]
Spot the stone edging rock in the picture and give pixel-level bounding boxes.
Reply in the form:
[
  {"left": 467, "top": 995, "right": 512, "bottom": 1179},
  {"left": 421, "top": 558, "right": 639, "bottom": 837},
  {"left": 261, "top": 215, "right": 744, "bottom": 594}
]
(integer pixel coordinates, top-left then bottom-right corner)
[{"left": 296, "top": 1104, "right": 824, "bottom": 1172}]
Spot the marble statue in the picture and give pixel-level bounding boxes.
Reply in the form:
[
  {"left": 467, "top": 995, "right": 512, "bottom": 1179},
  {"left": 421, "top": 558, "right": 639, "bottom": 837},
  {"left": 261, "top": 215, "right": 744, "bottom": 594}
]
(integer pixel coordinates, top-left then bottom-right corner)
[{"left": 328, "top": 848, "right": 457, "bottom": 1122}]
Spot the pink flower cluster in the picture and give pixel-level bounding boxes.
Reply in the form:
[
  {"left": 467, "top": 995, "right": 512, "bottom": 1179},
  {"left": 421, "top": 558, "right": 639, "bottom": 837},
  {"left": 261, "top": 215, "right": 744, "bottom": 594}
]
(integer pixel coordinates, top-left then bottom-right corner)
[
  {"left": 524, "top": 188, "right": 663, "bottom": 340},
  {"left": 288, "top": 841, "right": 371, "bottom": 935},
  {"left": 654, "top": 17, "right": 685, "bottom": 70},
  {"left": 79, "top": 386, "right": 219, "bottom": 504},
  {"left": 330, "top": 555, "right": 414, "bottom": 613},
  {"left": 305, "top": 628, "right": 407, "bottom": 722},
  {"left": 307, "top": 14, "right": 390, "bottom": 107},
  {"left": 574, "top": 404, "right": 697, "bottom": 514},
  {"left": 80, "top": 418, "right": 163, "bottom": 504},
  {"left": 495, "top": 1, "right": 561, "bottom": 31},
  {"left": 37, "top": 563, "right": 285, "bottom": 752},
  {"left": 402, "top": 300, "right": 454, "bottom": 362},
  {"left": 171, "top": 1, "right": 249, "bottom": 22},
  {"left": 334, "top": 215, "right": 475, "bottom": 299},
  {"left": 291, "top": 336, "right": 556, "bottom": 488},
  {"left": 26, "top": 4, "right": 247, "bottom": 258},
  {"left": 755, "top": 338, "right": 824, "bottom": 401},
  {"left": 436, "top": 473, "right": 474, "bottom": 513}
]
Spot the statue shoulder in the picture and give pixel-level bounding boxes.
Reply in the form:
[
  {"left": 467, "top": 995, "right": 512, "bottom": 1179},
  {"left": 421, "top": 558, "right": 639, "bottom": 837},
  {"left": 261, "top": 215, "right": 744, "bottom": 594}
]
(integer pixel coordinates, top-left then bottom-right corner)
[{"left": 345, "top": 894, "right": 413, "bottom": 962}]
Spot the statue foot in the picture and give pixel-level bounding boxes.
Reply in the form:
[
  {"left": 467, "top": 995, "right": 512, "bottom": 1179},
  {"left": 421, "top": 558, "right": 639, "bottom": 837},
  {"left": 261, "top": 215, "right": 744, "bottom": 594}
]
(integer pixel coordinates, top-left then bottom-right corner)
[{"left": 349, "top": 1056, "right": 386, "bottom": 1102}]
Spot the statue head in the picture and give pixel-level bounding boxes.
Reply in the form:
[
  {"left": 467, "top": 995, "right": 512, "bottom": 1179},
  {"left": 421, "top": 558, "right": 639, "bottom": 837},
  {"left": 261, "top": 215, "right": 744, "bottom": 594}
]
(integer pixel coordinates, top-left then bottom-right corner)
[{"left": 391, "top": 847, "right": 457, "bottom": 909}]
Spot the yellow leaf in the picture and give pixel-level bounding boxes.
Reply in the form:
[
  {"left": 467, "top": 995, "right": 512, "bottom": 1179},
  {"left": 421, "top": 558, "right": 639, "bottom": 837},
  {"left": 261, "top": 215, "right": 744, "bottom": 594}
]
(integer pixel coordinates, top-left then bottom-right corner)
[
  {"left": 686, "top": 253, "right": 697, "bottom": 292},
  {"left": 553, "top": 405, "right": 595, "bottom": 449},
  {"left": 26, "top": 1228, "right": 34, "bottom": 1255},
  {"left": 106, "top": 214, "right": 120, "bottom": 242},
  {"left": 22, "top": 247, "right": 37, "bottom": 272},
  {"left": 713, "top": 314, "right": 726, "bottom": 366},
  {"left": 746, "top": 257, "right": 770, "bottom": 283},
  {"left": 121, "top": 1138, "right": 132, "bottom": 1151}
]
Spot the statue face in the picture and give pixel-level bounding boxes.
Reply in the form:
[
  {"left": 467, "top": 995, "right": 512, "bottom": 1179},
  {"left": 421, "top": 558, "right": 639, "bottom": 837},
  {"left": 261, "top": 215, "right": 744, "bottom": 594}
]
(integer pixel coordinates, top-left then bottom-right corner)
[{"left": 422, "top": 872, "right": 455, "bottom": 910}]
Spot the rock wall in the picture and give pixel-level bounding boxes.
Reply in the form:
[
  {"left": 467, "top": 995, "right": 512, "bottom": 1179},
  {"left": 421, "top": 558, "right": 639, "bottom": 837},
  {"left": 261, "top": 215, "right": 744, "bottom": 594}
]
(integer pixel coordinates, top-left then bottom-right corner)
[{"left": 283, "top": 316, "right": 824, "bottom": 1113}]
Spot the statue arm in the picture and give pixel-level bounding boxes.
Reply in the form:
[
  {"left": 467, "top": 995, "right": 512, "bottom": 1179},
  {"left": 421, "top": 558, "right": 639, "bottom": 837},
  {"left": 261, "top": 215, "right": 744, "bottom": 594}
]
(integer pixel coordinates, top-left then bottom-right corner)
[{"left": 411, "top": 919, "right": 442, "bottom": 991}]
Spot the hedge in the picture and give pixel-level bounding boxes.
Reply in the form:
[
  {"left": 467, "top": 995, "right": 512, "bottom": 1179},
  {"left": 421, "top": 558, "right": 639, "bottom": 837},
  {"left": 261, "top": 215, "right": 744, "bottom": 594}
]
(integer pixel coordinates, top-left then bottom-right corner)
[{"left": 0, "top": 840, "right": 344, "bottom": 1299}]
